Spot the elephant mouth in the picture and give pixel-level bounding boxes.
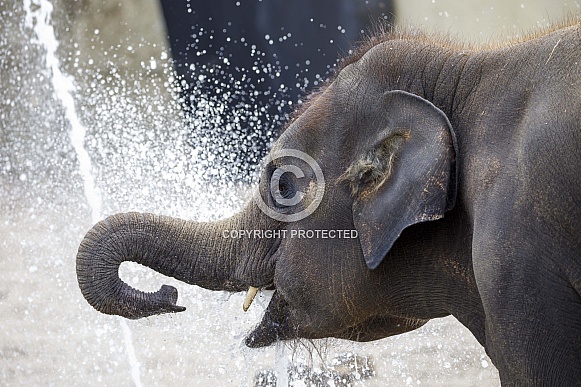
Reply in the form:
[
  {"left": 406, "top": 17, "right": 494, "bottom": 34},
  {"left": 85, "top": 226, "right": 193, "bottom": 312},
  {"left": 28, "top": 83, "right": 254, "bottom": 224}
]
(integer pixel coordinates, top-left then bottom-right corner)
[
  {"left": 244, "top": 290, "right": 295, "bottom": 348},
  {"left": 243, "top": 290, "right": 431, "bottom": 348}
]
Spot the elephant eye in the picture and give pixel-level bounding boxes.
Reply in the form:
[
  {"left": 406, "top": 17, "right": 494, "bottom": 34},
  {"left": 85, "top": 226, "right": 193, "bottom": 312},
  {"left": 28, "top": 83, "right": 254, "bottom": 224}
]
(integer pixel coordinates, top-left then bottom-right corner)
[
  {"left": 277, "top": 174, "right": 296, "bottom": 200},
  {"left": 269, "top": 170, "right": 298, "bottom": 209}
]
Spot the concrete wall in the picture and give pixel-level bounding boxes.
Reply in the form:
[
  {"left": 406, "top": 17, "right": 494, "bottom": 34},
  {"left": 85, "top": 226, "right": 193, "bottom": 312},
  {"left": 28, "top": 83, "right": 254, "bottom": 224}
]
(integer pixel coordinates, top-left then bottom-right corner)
[
  {"left": 62, "top": 0, "right": 169, "bottom": 73},
  {"left": 394, "top": 0, "right": 580, "bottom": 43}
]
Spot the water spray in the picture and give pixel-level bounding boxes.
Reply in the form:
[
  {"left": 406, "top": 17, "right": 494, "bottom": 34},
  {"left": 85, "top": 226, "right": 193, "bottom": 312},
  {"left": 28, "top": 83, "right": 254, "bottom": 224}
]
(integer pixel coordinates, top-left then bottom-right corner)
[{"left": 23, "top": 1, "right": 142, "bottom": 385}]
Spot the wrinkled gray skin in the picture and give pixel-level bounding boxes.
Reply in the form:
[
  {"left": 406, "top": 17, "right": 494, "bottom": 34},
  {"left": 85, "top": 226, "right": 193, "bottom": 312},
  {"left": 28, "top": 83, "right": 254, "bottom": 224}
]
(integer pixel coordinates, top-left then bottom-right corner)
[{"left": 77, "top": 23, "right": 581, "bottom": 386}]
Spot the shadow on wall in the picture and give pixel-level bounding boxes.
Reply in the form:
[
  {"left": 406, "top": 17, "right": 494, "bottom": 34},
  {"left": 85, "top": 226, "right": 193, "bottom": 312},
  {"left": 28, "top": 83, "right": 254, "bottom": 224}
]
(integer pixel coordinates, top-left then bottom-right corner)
[{"left": 159, "top": 0, "right": 395, "bottom": 179}]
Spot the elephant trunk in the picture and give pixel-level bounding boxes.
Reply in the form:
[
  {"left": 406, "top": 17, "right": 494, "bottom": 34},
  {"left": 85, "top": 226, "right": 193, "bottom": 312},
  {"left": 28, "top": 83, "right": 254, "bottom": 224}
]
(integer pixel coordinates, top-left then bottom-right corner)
[{"left": 76, "top": 212, "right": 244, "bottom": 319}]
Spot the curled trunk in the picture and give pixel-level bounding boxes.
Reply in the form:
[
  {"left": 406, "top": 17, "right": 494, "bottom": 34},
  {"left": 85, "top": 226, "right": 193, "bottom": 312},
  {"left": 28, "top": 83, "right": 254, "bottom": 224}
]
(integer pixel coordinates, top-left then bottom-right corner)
[{"left": 76, "top": 212, "right": 244, "bottom": 319}]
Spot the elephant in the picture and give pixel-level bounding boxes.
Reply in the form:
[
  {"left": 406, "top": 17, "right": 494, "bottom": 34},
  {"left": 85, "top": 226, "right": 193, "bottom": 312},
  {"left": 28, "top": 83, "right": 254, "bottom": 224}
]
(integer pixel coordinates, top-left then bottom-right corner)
[{"left": 76, "top": 21, "right": 581, "bottom": 386}]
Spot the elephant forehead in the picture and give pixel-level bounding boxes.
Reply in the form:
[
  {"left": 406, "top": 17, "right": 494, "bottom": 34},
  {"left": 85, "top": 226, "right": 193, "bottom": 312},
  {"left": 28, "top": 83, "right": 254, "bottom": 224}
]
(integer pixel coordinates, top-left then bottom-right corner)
[
  {"left": 281, "top": 96, "right": 335, "bottom": 141},
  {"left": 270, "top": 124, "right": 306, "bottom": 152},
  {"left": 336, "top": 42, "right": 392, "bottom": 86},
  {"left": 267, "top": 126, "right": 318, "bottom": 163},
  {"left": 334, "top": 63, "right": 365, "bottom": 94},
  {"left": 334, "top": 67, "right": 386, "bottom": 114}
]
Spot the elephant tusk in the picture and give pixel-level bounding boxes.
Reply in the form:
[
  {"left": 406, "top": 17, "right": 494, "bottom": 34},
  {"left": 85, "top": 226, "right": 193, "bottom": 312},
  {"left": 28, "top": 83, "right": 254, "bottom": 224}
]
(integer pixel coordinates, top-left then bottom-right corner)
[{"left": 243, "top": 286, "right": 259, "bottom": 312}]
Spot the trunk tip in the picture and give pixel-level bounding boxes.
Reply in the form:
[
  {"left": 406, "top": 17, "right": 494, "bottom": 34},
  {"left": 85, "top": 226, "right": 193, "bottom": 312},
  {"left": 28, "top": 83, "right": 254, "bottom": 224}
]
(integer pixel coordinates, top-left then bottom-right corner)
[
  {"left": 152, "top": 284, "right": 187, "bottom": 315},
  {"left": 122, "top": 284, "right": 186, "bottom": 319}
]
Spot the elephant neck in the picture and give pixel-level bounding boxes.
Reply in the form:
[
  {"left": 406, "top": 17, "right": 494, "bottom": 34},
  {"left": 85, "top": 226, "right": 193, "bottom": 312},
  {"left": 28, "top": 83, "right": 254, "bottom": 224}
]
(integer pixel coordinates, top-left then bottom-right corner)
[{"left": 373, "top": 208, "right": 486, "bottom": 346}]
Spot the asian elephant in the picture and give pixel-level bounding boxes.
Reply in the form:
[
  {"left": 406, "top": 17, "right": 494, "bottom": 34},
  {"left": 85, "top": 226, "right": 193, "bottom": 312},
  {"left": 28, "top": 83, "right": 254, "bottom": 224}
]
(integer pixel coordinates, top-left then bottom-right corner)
[{"left": 76, "top": 22, "right": 581, "bottom": 386}]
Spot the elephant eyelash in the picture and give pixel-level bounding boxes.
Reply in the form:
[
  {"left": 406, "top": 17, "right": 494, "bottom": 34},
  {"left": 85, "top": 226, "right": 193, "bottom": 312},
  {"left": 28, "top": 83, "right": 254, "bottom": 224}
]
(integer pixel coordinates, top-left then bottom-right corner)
[{"left": 338, "top": 131, "right": 409, "bottom": 197}]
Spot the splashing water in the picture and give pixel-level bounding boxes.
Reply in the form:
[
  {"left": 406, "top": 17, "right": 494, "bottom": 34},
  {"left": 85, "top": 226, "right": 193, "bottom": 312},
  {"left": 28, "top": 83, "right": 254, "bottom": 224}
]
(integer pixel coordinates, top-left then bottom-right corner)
[
  {"left": 23, "top": 0, "right": 101, "bottom": 222},
  {"left": 274, "top": 343, "right": 289, "bottom": 387},
  {"left": 23, "top": 0, "right": 141, "bottom": 385}
]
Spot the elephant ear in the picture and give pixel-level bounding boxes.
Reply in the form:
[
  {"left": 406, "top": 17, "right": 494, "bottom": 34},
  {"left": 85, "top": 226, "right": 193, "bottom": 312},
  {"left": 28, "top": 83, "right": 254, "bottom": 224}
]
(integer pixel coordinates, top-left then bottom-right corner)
[{"left": 345, "top": 90, "right": 458, "bottom": 270}]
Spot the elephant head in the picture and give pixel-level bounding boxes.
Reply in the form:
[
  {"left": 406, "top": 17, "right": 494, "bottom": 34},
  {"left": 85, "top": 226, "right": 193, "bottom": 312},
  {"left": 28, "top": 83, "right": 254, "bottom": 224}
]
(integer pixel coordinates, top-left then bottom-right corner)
[{"left": 77, "top": 36, "right": 476, "bottom": 349}]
